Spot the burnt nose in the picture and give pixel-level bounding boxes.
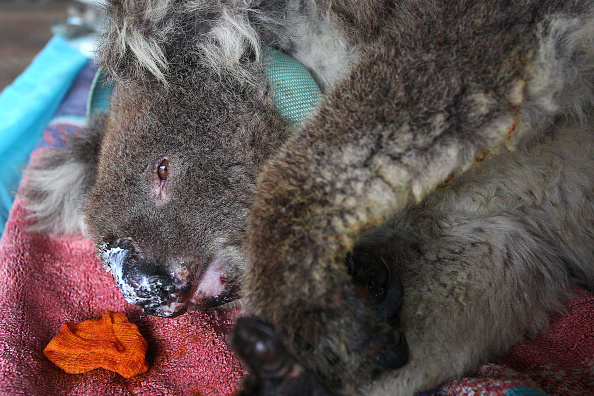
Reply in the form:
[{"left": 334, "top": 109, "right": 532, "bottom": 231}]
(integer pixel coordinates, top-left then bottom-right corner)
[
  {"left": 130, "top": 273, "right": 190, "bottom": 318},
  {"left": 102, "top": 239, "right": 192, "bottom": 318}
]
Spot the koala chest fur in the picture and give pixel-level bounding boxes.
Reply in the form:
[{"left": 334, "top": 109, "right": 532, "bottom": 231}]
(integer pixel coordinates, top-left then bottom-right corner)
[{"left": 24, "top": 0, "right": 594, "bottom": 395}]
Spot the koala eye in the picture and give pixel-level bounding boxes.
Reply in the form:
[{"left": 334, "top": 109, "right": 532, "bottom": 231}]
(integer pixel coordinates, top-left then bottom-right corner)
[
  {"left": 152, "top": 157, "right": 171, "bottom": 203},
  {"left": 157, "top": 159, "right": 169, "bottom": 181}
]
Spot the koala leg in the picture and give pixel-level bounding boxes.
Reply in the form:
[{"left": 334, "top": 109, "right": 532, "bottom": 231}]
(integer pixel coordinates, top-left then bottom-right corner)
[
  {"left": 233, "top": 248, "right": 408, "bottom": 394},
  {"left": 366, "top": 213, "right": 576, "bottom": 395}
]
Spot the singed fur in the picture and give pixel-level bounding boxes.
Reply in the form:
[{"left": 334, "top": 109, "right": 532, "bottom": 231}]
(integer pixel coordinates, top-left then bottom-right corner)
[{"left": 23, "top": 0, "right": 594, "bottom": 394}]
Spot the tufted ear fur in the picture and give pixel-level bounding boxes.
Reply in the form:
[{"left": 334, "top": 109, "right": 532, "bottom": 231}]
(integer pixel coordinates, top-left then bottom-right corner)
[
  {"left": 98, "top": 0, "right": 286, "bottom": 86},
  {"left": 22, "top": 114, "right": 105, "bottom": 235},
  {"left": 98, "top": 0, "right": 193, "bottom": 85}
]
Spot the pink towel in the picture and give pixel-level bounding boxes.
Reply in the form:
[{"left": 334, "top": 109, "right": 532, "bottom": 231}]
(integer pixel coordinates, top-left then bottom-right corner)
[
  {"left": 438, "top": 290, "right": 594, "bottom": 395},
  {"left": 0, "top": 195, "right": 245, "bottom": 396}
]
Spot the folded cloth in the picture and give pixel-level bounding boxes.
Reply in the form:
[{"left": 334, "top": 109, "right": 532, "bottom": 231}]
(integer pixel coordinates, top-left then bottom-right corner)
[{"left": 0, "top": 62, "right": 592, "bottom": 396}]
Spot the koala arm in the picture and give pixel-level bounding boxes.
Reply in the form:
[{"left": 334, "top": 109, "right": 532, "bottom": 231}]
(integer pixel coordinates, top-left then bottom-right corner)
[
  {"left": 232, "top": 316, "right": 338, "bottom": 396},
  {"left": 241, "top": 4, "right": 594, "bottom": 392}
]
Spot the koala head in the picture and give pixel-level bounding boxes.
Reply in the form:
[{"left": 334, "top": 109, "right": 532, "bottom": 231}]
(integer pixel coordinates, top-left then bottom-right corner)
[
  {"left": 24, "top": 0, "right": 289, "bottom": 317},
  {"left": 87, "top": 82, "right": 287, "bottom": 317}
]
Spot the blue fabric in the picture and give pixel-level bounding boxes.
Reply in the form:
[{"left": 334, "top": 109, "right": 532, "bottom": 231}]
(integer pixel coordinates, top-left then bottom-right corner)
[
  {"left": 0, "top": 35, "right": 89, "bottom": 234},
  {"left": 86, "top": 68, "right": 113, "bottom": 119},
  {"left": 506, "top": 387, "right": 549, "bottom": 396},
  {"left": 416, "top": 387, "right": 548, "bottom": 396},
  {"left": 35, "top": 63, "right": 98, "bottom": 153}
]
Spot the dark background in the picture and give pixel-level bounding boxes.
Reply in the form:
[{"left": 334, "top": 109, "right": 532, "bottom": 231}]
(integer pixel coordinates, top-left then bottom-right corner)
[{"left": 0, "top": 0, "right": 70, "bottom": 92}]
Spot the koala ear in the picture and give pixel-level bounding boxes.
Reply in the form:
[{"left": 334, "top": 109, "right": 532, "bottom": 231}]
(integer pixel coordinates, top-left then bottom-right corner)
[
  {"left": 98, "top": 0, "right": 214, "bottom": 85},
  {"left": 99, "top": 0, "right": 172, "bottom": 84},
  {"left": 99, "top": 0, "right": 273, "bottom": 86},
  {"left": 22, "top": 114, "right": 105, "bottom": 235}
]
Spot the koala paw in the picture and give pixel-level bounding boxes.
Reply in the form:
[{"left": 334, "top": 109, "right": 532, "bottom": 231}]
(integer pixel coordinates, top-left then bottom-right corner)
[
  {"left": 234, "top": 251, "right": 409, "bottom": 393},
  {"left": 231, "top": 316, "right": 338, "bottom": 396},
  {"left": 347, "top": 250, "right": 404, "bottom": 323}
]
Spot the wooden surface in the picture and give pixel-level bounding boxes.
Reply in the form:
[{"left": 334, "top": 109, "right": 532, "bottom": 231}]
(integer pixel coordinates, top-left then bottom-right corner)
[{"left": 0, "top": 1, "right": 69, "bottom": 93}]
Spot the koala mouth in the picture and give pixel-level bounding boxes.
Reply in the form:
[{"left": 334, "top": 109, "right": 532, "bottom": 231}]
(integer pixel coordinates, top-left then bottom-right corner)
[
  {"left": 185, "top": 251, "right": 241, "bottom": 311},
  {"left": 100, "top": 240, "right": 240, "bottom": 318}
]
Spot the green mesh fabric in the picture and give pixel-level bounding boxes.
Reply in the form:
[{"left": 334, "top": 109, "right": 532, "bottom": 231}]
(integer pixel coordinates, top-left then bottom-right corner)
[
  {"left": 87, "top": 49, "right": 322, "bottom": 124},
  {"left": 86, "top": 68, "right": 113, "bottom": 119},
  {"left": 264, "top": 49, "right": 322, "bottom": 125}
]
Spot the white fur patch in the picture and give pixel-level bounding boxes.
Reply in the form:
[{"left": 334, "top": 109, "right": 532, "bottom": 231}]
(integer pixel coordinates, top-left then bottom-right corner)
[
  {"left": 195, "top": 3, "right": 265, "bottom": 84},
  {"left": 287, "top": 9, "right": 357, "bottom": 90},
  {"left": 25, "top": 159, "right": 89, "bottom": 235}
]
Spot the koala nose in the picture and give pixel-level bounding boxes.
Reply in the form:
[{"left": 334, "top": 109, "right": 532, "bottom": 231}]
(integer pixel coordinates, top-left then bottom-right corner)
[{"left": 101, "top": 239, "right": 192, "bottom": 318}]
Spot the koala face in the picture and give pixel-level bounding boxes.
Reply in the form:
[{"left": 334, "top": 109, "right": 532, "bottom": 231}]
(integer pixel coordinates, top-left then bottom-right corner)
[
  {"left": 83, "top": 75, "right": 286, "bottom": 317},
  {"left": 22, "top": 0, "right": 291, "bottom": 319}
]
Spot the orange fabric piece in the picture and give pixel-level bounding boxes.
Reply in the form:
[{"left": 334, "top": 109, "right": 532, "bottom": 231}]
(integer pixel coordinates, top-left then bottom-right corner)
[{"left": 44, "top": 311, "right": 149, "bottom": 378}]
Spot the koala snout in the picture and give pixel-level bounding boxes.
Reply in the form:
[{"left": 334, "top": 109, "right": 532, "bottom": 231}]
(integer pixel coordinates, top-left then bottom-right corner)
[{"left": 101, "top": 239, "right": 193, "bottom": 318}]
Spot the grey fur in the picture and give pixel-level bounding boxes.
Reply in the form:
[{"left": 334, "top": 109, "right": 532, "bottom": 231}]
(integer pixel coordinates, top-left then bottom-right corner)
[
  {"left": 23, "top": 114, "right": 104, "bottom": 235},
  {"left": 22, "top": 0, "right": 594, "bottom": 394},
  {"left": 26, "top": 0, "right": 291, "bottom": 317},
  {"left": 364, "top": 115, "right": 594, "bottom": 394},
  {"left": 241, "top": 0, "right": 594, "bottom": 393}
]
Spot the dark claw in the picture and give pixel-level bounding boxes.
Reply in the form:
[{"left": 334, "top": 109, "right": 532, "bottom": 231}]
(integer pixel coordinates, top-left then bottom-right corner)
[
  {"left": 347, "top": 250, "right": 404, "bottom": 322},
  {"left": 371, "top": 256, "right": 404, "bottom": 322},
  {"left": 373, "top": 331, "right": 409, "bottom": 370},
  {"left": 231, "top": 316, "right": 338, "bottom": 396},
  {"left": 231, "top": 316, "right": 290, "bottom": 375}
]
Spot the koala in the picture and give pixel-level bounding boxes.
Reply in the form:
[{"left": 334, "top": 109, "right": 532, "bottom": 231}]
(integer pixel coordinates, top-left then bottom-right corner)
[
  {"left": 23, "top": 0, "right": 594, "bottom": 395},
  {"left": 23, "top": 0, "right": 293, "bottom": 317},
  {"left": 231, "top": 0, "right": 594, "bottom": 394}
]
